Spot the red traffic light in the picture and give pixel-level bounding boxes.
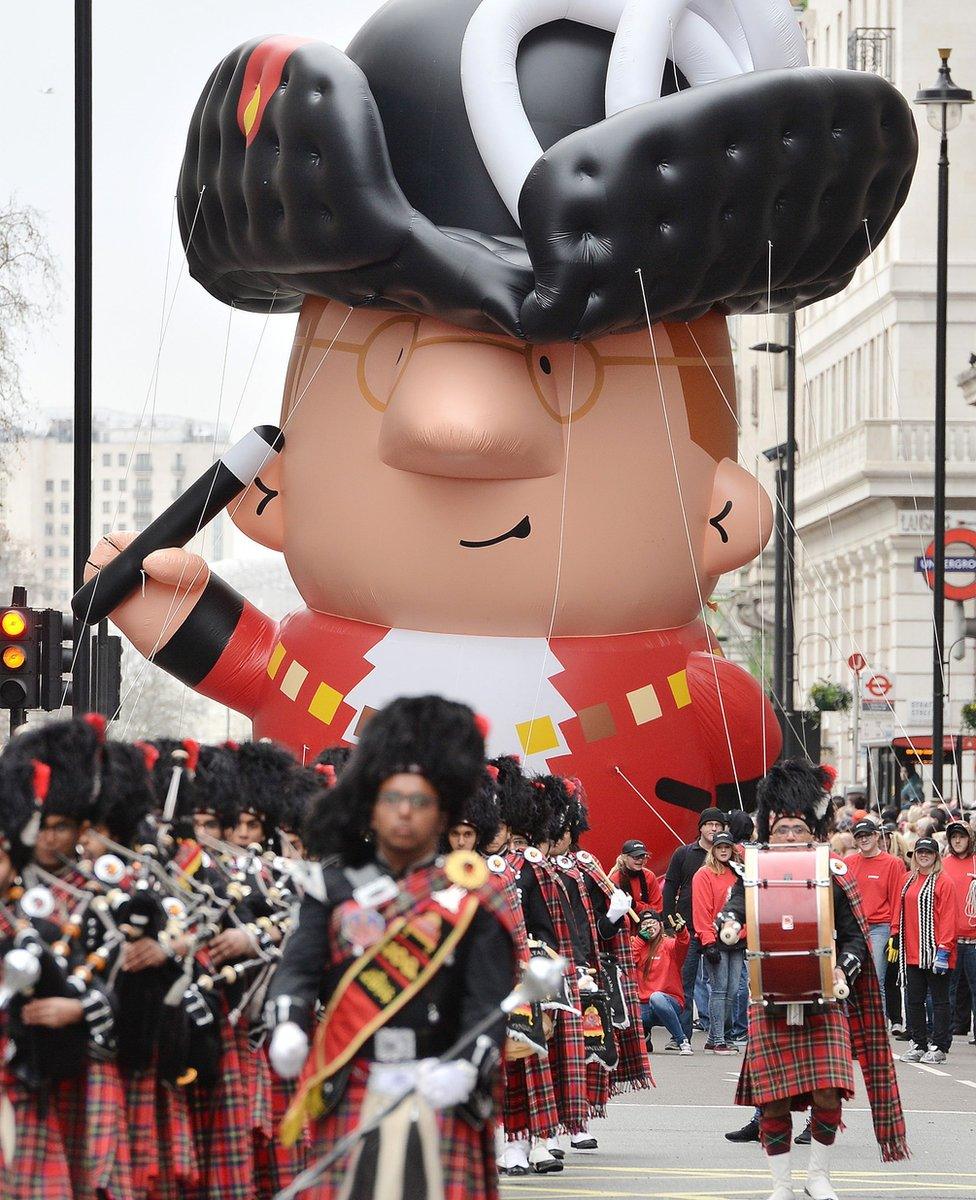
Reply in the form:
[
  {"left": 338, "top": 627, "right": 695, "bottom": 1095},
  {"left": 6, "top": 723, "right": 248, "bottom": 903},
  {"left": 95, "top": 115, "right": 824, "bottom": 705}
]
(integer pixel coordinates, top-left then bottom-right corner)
[{"left": 2, "top": 610, "right": 28, "bottom": 638}]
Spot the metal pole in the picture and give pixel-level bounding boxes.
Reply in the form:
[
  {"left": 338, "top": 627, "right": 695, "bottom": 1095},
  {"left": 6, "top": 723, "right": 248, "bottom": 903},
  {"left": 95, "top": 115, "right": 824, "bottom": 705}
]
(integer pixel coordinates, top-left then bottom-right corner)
[
  {"left": 932, "top": 112, "right": 950, "bottom": 797},
  {"left": 785, "top": 313, "right": 797, "bottom": 719},
  {"left": 851, "top": 672, "right": 861, "bottom": 785},
  {"left": 72, "top": 0, "right": 93, "bottom": 715},
  {"left": 772, "top": 462, "right": 786, "bottom": 713}
]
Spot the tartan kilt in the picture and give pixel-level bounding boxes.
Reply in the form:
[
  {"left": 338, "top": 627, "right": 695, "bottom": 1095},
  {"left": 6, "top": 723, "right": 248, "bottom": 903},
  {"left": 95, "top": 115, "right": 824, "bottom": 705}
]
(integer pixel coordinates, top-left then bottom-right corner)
[
  {"left": 184, "top": 1017, "right": 255, "bottom": 1200},
  {"left": 255, "top": 1057, "right": 309, "bottom": 1199},
  {"left": 735, "top": 1003, "right": 855, "bottom": 1109},
  {"left": 124, "top": 1068, "right": 160, "bottom": 1195},
  {"left": 546, "top": 1006, "right": 588, "bottom": 1135},
  {"left": 300, "top": 1064, "right": 499, "bottom": 1200},
  {"left": 153, "top": 1080, "right": 199, "bottom": 1200},
  {"left": 55, "top": 1059, "right": 135, "bottom": 1200},
  {"left": 501, "top": 1051, "right": 560, "bottom": 1141},
  {"left": 585, "top": 1059, "right": 611, "bottom": 1118},
  {"left": 0, "top": 1072, "right": 73, "bottom": 1200}
]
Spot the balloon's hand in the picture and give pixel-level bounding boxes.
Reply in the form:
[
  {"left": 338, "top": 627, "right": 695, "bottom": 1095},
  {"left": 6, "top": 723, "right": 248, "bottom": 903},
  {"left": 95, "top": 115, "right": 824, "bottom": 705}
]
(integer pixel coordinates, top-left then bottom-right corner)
[{"left": 83, "top": 533, "right": 210, "bottom": 658}]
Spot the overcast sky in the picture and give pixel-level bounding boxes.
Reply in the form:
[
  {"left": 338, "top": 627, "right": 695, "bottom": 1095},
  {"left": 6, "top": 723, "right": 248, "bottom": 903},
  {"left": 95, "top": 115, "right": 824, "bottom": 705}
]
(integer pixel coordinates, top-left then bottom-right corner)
[{"left": 0, "top": 1, "right": 388, "bottom": 441}]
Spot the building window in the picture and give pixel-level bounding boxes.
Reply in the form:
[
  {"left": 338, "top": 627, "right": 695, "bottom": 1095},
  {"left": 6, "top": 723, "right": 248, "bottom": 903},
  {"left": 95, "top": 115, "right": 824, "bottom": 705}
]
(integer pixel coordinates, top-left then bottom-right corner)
[
  {"left": 118, "top": 501, "right": 126, "bottom": 514},
  {"left": 847, "top": 28, "right": 894, "bottom": 80},
  {"left": 44, "top": 546, "right": 53, "bottom": 558},
  {"left": 44, "top": 568, "right": 53, "bottom": 580},
  {"left": 174, "top": 453, "right": 184, "bottom": 471},
  {"left": 118, "top": 453, "right": 126, "bottom": 467},
  {"left": 59, "top": 545, "right": 69, "bottom": 558},
  {"left": 45, "top": 479, "right": 54, "bottom": 493},
  {"left": 102, "top": 501, "right": 111, "bottom": 514},
  {"left": 135, "top": 452, "right": 152, "bottom": 471},
  {"left": 60, "top": 502, "right": 69, "bottom": 515},
  {"left": 45, "top": 522, "right": 54, "bottom": 536},
  {"left": 59, "top": 568, "right": 69, "bottom": 581},
  {"left": 173, "top": 480, "right": 183, "bottom": 498},
  {"left": 103, "top": 479, "right": 111, "bottom": 492},
  {"left": 102, "top": 453, "right": 111, "bottom": 467},
  {"left": 60, "top": 523, "right": 69, "bottom": 536},
  {"left": 118, "top": 478, "right": 126, "bottom": 492},
  {"left": 61, "top": 479, "right": 69, "bottom": 492},
  {"left": 44, "top": 502, "right": 53, "bottom": 514},
  {"left": 103, "top": 523, "right": 111, "bottom": 535}
]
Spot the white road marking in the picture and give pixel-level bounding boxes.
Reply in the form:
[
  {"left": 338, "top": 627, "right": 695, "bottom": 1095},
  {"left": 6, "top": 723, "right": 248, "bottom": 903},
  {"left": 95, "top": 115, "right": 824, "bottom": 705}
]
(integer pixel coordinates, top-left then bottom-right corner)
[
  {"left": 907, "top": 1063, "right": 950, "bottom": 1077},
  {"left": 957, "top": 1079, "right": 976, "bottom": 1089}
]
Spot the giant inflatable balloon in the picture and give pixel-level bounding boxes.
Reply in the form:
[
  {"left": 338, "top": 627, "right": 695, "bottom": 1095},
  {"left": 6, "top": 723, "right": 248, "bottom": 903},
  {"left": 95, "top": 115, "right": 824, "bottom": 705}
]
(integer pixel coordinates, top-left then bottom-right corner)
[{"left": 81, "top": 0, "right": 917, "bottom": 870}]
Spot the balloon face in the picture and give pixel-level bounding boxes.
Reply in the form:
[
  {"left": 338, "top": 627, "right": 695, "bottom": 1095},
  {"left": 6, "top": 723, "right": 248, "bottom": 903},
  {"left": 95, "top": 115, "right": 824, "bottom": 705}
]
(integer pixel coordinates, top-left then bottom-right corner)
[{"left": 234, "top": 301, "right": 771, "bottom": 638}]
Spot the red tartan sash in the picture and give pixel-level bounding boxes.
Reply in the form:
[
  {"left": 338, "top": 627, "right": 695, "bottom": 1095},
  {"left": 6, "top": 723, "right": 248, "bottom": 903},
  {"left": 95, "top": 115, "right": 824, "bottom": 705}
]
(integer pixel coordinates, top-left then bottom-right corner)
[{"left": 282, "top": 877, "right": 480, "bottom": 1144}]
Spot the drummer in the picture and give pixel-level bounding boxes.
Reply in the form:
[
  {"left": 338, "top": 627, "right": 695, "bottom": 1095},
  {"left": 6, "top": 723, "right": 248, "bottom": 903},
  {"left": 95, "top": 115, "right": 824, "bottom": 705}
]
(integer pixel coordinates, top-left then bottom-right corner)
[{"left": 719, "top": 760, "right": 907, "bottom": 1200}]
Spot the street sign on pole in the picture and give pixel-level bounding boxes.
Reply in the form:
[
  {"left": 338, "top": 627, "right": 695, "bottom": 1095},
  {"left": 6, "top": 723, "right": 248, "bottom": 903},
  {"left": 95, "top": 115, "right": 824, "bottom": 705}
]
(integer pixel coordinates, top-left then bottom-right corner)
[
  {"left": 847, "top": 652, "right": 867, "bottom": 674},
  {"left": 861, "top": 671, "right": 895, "bottom": 714}
]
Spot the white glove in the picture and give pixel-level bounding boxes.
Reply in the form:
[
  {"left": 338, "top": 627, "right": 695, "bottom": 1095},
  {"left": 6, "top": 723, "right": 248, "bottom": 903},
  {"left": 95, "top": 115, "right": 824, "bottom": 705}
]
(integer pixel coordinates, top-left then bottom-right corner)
[
  {"left": 606, "top": 888, "right": 631, "bottom": 923},
  {"left": 415, "top": 1058, "right": 478, "bottom": 1109},
  {"left": 577, "top": 970, "right": 598, "bottom": 994},
  {"left": 269, "top": 1022, "right": 309, "bottom": 1080}
]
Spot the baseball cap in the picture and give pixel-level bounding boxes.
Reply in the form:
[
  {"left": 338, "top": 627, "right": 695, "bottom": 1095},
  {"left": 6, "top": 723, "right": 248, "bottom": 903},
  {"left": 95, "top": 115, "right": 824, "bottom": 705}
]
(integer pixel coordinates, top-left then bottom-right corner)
[
  {"left": 621, "top": 839, "right": 647, "bottom": 857},
  {"left": 852, "top": 819, "right": 880, "bottom": 838},
  {"left": 712, "top": 831, "right": 735, "bottom": 848},
  {"left": 946, "top": 821, "right": 971, "bottom": 839},
  {"left": 913, "top": 837, "right": 939, "bottom": 856}
]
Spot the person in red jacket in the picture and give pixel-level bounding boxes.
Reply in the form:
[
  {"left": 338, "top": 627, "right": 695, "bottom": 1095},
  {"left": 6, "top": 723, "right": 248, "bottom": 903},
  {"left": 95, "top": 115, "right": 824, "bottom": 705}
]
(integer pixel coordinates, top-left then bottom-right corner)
[
  {"left": 844, "top": 818, "right": 906, "bottom": 1014},
  {"left": 631, "top": 912, "right": 692, "bottom": 1055},
  {"left": 941, "top": 821, "right": 976, "bottom": 1044},
  {"left": 609, "top": 840, "right": 664, "bottom": 921},
  {"left": 893, "top": 836, "right": 957, "bottom": 1064},
  {"left": 692, "top": 831, "right": 744, "bottom": 1055}
]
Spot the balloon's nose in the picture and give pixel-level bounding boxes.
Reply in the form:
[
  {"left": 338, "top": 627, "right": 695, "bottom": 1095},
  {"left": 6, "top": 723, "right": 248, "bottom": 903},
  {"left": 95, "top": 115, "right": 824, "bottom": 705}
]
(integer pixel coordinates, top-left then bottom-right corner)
[{"left": 378, "top": 340, "right": 562, "bottom": 479}]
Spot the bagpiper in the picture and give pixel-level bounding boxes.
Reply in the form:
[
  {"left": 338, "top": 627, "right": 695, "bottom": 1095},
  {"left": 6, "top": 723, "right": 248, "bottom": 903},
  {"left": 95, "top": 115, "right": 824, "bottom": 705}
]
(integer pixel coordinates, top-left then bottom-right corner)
[{"left": 266, "top": 695, "right": 520, "bottom": 1200}]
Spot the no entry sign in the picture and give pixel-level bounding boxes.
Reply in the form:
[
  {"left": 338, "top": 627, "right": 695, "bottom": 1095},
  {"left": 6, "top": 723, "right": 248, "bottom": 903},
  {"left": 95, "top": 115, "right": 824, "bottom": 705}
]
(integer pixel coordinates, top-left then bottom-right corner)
[{"left": 847, "top": 652, "right": 866, "bottom": 673}]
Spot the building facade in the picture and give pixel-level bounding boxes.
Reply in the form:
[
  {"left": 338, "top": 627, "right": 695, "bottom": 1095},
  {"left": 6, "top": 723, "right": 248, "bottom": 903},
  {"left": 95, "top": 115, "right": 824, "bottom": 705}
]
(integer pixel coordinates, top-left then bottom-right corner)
[
  {"left": 724, "top": 1, "right": 976, "bottom": 804},
  {"left": 0, "top": 411, "right": 239, "bottom": 613}
]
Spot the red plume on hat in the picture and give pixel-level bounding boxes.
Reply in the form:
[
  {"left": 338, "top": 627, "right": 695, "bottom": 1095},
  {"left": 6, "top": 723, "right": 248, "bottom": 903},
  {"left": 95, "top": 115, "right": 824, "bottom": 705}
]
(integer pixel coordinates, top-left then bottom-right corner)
[
  {"left": 315, "top": 763, "right": 337, "bottom": 787},
  {"left": 82, "top": 712, "right": 107, "bottom": 743},
  {"left": 135, "top": 741, "right": 160, "bottom": 773},
  {"left": 485, "top": 763, "right": 499, "bottom": 781},
  {"left": 819, "top": 763, "right": 838, "bottom": 791},
  {"left": 181, "top": 740, "right": 201, "bottom": 776},
  {"left": 20, "top": 759, "right": 50, "bottom": 847},
  {"left": 474, "top": 713, "right": 490, "bottom": 740}
]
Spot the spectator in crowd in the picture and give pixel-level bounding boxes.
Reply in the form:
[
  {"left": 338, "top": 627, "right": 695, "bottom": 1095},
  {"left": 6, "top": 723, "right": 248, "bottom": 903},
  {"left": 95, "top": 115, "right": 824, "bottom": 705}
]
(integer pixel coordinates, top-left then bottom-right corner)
[
  {"left": 845, "top": 818, "right": 906, "bottom": 1013},
  {"left": 900, "top": 764, "right": 924, "bottom": 806},
  {"left": 663, "top": 808, "right": 729, "bottom": 1042},
  {"left": 829, "top": 830, "right": 856, "bottom": 858},
  {"left": 942, "top": 820, "right": 976, "bottom": 1045},
  {"left": 894, "top": 837, "right": 957, "bottom": 1064},
  {"left": 692, "top": 831, "right": 745, "bottom": 1055},
  {"left": 609, "top": 838, "right": 663, "bottom": 919},
  {"left": 631, "top": 911, "right": 692, "bottom": 1055}
]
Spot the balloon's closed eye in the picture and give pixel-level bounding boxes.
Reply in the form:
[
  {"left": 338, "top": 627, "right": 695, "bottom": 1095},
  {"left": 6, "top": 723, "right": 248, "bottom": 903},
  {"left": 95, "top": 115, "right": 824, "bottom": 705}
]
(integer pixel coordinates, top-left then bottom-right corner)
[
  {"left": 709, "top": 500, "right": 732, "bottom": 544},
  {"left": 254, "top": 476, "right": 279, "bottom": 517}
]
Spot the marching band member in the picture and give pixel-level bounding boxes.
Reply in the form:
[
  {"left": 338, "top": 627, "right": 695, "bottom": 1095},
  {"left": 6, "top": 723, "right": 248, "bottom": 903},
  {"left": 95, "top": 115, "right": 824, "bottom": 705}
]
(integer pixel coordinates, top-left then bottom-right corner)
[
  {"left": 721, "top": 761, "right": 908, "bottom": 1200},
  {"left": 265, "top": 696, "right": 519, "bottom": 1200}
]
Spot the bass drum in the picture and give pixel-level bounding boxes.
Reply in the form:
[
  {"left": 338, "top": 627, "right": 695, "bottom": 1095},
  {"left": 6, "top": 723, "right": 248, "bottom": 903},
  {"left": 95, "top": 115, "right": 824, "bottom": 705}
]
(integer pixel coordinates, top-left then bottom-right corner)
[{"left": 743, "top": 844, "right": 836, "bottom": 1009}]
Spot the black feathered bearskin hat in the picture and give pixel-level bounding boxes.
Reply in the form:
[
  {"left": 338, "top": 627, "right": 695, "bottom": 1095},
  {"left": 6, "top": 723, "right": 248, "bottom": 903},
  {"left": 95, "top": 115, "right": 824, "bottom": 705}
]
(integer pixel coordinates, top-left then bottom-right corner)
[
  {"left": 452, "top": 766, "right": 502, "bottom": 849},
  {"left": 90, "top": 743, "right": 156, "bottom": 848},
  {"left": 304, "top": 695, "right": 486, "bottom": 862},
  {"left": 233, "top": 740, "right": 296, "bottom": 830},
  {"left": 147, "top": 738, "right": 200, "bottom": 818},
  {"left": 755, "top": 759, "right": 834, "bottom": 842},
  {"left": 189, "top": 744, "right": 241, "bottom": 828},
  {"left": 490, "top": 755, "right": 539, "bottom": 842},
  {"left": 2, "top": 715, "right": 106, "bottom": 823},
  {"left": 178, "top": 0, "right": 916, "bottom": 342},
  {"left": 0, "top": 758, "right": 45, "bottom": 870}
]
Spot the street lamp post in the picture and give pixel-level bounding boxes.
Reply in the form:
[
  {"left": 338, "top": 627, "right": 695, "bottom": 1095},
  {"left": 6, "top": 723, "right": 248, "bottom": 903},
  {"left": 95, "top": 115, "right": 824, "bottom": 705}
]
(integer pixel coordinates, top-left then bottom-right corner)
[
  {"left": 754, "top": 327, "right": 798, "bottom": 720},
  {"left": 914, "top": 49, "right": 973, "bottom": 799}
]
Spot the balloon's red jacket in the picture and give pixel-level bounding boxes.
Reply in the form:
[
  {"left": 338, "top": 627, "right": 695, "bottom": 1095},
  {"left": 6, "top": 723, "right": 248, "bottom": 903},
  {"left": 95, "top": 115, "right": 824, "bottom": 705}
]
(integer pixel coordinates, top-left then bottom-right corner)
[{"left": 157, "top": 586, "right": 781, "bottom": 872}]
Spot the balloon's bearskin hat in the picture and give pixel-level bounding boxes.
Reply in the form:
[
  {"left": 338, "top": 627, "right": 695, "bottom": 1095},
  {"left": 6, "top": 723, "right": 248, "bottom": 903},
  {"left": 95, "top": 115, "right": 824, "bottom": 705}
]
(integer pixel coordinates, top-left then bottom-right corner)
[{"left": 178, "top": 0, "right": 916, "bottom": 342}]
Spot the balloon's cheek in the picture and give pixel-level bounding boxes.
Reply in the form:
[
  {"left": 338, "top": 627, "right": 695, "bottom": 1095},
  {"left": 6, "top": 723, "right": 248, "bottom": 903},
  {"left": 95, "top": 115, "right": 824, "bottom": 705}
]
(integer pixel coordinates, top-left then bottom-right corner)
[{"left": 701, "top": 457, "right": 774, "bottom": 577}]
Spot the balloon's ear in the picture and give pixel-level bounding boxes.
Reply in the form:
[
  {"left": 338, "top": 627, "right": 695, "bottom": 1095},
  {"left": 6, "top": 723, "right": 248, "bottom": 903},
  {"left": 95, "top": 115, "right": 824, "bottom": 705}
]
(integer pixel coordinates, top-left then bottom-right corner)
[
  {"left": 702, "top": 458, "right": 773, "bottom": 577},
  {"left": 231, "top": 452, "right": 284, "bottom": 551}
]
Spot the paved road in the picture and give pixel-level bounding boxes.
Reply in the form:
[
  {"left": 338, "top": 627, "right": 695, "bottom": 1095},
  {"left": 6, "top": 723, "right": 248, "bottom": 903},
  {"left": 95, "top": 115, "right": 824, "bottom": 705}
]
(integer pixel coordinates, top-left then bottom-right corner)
[{"left": 500, "top": 1031, "right": 976, "bottom": 1200}]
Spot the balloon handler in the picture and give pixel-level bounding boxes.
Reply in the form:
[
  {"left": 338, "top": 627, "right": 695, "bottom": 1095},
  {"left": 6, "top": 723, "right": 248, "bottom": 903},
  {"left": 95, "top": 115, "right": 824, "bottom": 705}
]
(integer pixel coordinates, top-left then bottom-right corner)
[
  {"left": 81, "top": 0, "right": 916, "bottom": 868},
  {"left": 262, "top": 695, "right": 525, "bottom": 1200},
  {"left": 718, "top": 761, "right": 908, "bottom": 1200}
]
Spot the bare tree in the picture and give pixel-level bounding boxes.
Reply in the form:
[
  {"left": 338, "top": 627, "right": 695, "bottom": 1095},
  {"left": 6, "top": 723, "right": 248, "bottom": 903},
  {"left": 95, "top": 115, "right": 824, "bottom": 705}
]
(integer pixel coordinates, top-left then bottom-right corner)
[{"left": 0, "top": 199, "right": 55, "bottom": 433}]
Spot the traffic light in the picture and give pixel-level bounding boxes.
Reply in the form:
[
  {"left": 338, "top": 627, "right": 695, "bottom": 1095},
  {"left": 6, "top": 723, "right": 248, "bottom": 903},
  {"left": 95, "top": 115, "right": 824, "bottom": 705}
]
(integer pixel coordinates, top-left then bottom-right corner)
[
  {"left": 38, "top": 609, "right": 74, "bottom": 711},
  {"left": 1, "top": 602, "right": 40, "bottom": 711}
]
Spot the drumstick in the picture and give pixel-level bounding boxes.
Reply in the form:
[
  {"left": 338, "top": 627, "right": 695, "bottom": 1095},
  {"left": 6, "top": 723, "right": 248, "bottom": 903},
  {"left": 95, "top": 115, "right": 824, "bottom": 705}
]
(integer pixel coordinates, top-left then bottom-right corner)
[
  {"left": 581, "top": 856, "right": 641, "bottom": 924},
  {"left": 71, "top": 425, "right": 284, "bottom": 625}
]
